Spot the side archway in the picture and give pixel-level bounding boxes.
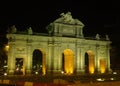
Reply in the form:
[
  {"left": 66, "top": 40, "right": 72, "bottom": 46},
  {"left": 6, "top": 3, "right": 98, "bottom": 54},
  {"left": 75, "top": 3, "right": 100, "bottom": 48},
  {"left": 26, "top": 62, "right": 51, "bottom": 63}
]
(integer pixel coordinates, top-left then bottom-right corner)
[
  {"left": 62, "top": 49, "right": 74, "bottom": 74},
  {"left": 32, "top": 49, "right": 46, "bottom": 75},
  {"left": 85, "top": 50, "right": 95, "bottom": 74}
]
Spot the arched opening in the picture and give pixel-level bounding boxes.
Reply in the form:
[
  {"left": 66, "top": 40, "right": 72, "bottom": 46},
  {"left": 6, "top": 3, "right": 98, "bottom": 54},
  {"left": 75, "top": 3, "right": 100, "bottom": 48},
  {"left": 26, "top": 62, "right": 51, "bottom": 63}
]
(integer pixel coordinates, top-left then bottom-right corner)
[
  {"left": 85, "top": 53, "right": 89, "bottom": 73},
  {"left": 85, "top": 50, "right": 95, "bottom": 74},
  {"left": 100, "top": 59, "right": 106, "bottom": 73},
  {"left": 63, "top": 49, "right": 74, "bottom": 74},
  {"left": 32, "top": 49, "right": 46, "bottom": 75},
  {"left": 15, "top": 58, "right": 23, "bottom": 75}
]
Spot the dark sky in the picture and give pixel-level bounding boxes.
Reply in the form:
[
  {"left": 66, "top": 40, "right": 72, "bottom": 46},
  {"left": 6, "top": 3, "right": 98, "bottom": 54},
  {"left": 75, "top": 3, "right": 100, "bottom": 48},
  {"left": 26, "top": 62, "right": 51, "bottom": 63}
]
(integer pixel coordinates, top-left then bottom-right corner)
[
  {"left": 0, "top": 1, "right": 120, "bottom": 68},
  {"left": 0, "top": 1, "right": 120, "bottom": 44}
]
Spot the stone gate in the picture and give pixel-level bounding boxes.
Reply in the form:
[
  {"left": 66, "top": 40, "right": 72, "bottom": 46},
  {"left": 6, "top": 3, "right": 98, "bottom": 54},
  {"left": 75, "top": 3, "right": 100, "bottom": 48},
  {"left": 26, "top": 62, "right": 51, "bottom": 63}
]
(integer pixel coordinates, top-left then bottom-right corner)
[{"left": 6, "top": 12, "right": 111, "bottom": 75}]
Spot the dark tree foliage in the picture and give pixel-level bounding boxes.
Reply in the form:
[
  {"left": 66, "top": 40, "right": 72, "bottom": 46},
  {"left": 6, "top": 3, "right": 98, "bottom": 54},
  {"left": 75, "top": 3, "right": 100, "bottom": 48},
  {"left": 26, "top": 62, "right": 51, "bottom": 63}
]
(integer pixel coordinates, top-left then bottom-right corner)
[{"left": 0, "top": 34, "right": 8, "bottom": 70}]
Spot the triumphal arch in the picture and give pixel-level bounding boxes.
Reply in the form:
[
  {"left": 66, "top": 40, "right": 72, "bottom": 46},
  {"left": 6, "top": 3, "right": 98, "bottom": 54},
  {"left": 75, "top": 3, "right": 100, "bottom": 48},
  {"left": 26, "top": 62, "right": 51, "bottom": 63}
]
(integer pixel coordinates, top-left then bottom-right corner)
[{"left": 6, "top": 12, "right": 111, "bottom": 75}]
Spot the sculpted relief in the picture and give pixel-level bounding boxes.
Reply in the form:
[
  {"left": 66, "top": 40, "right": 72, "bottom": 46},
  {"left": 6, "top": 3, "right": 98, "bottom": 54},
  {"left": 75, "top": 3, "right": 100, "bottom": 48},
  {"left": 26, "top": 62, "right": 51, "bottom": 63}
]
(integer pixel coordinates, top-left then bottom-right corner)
[{"left": 98, "top": 46, "right": 106, "bottom": 57}]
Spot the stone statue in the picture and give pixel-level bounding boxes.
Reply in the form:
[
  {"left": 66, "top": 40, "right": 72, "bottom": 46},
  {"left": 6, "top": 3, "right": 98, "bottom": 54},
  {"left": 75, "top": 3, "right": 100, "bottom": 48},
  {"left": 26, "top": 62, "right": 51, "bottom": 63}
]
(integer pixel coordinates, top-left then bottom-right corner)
[
  {"left": 28, "top": 27, "right": 33, "bottom": 35},
  {"left": 54, "top": 12, "right": 84, "bottom": 26},
  {"left": 60, "top": 12, "right": 74, "bottom": 23},
  {"left": 95, "top": 34, "right": 100, "bottom": 40},
  {"left": 10, "top": 25, "right": 17, "bottom": 33},
  {"left": 46, "top": 23, "right": 53, "bottom": 35},
  {"left": 105, "top": 34, "right": 110, "bottom": 40}
]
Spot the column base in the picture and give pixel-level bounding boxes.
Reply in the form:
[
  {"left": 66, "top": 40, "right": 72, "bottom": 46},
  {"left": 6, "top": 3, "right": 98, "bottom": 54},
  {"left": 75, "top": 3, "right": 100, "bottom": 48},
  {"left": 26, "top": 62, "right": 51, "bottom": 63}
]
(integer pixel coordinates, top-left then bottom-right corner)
[
  {"left": 25, "top": 69, "right": 31, "bottom": 75},
  {"left": 8, "top": 69, "right": 14, "bottom": 75},
  {"left": 76, "top": 70, "right": 85, "bottom": 75},
  {"left": 52, "top": 70, "right": 62, "bottom": 75},
  {"left": 47, "top": 70, "right": 62, "bottom": 75}
]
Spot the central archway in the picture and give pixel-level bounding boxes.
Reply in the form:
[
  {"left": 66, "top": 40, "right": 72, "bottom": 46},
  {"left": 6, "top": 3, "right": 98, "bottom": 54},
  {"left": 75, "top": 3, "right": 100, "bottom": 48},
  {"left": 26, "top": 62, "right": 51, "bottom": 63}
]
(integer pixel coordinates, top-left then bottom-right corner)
[{"left": 62, "top": 49, "right": 74, "bottom": 74}]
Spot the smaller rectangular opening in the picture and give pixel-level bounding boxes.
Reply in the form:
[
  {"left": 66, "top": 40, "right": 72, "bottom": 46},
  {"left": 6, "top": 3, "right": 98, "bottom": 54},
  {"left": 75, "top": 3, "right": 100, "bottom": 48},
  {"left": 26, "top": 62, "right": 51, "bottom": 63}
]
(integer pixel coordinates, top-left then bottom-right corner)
[{"left": 14, "top": 58, "right": 23, "bottom": 75}]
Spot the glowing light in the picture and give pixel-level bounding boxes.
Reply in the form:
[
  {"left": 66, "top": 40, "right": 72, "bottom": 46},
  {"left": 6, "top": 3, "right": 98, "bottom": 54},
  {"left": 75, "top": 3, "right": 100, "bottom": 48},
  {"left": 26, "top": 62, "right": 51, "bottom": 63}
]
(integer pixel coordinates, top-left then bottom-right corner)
[
  {"left": 4, "top": 73, "right": 7, "bottom": 76},
  {"left": 96, "top": 78, "right": 105, "bottom": 81},
  {"left": 16, "top": 68, "right": 19, "bottom": 71},
  {"left": 100, "top": 59, "right": 106, "bottom": 73},
  {"left": 64, "top": 49, "right": 74, "bottom": 74},
  {"left": 42, "top": 66, "right": 46, "bottom": 75},
  {"left": 61, "top": 71, "right": 64, "bottom": 74},
  {"left": 110, "top": 78, "right": 114, "bottom": 80},
  {"left": 113, "top": 72, "right": 117, "bottom": 74},
  {"left": 42, "top": 52, "right": 46, "bottom": 75},
  {"left": 89, "top": 56, "right": 94, "bottom": 74},
  {"left": 87, "top": 51, "right": 95, "bottom": 74},
  {"left": 5, "top": 45, "right": 9, "bottom": 51},
  {"left": 35, "top": 71, "right": 38, "bottom": 75},
  {"left": 89, "top": 67, "right": 94, "bottom": 74}
]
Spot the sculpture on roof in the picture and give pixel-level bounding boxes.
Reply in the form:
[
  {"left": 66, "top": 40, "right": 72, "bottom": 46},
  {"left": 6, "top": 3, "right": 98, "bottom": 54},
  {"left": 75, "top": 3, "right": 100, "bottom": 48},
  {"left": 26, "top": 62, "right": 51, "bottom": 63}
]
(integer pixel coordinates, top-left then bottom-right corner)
[
  {"left": 46, "top": 23, "right": 53, "bottom": 36},
  {"left": 105, "top": 34, "right": 110, "bottom": 40},
  {"left": 7, "top": 25, "right": 17, "bottom": 33},
  {"left": 60, "top": 12, "right": 74, "bottom": 23},
  {"left": 54, "top": 12, "right": 84, "bottom": 26},
  {"left": 27, "top": 27, "right": 33, "bottom": 35},
  {"left": 95, "top": 34, "right": 100, "bottom": 40}
]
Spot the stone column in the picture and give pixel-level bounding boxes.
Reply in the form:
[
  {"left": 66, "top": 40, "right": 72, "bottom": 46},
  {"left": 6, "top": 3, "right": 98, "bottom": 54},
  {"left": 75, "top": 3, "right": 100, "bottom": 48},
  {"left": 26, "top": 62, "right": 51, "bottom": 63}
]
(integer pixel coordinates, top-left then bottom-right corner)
[
  {"left": 8, "top": 43, "right": 15, "bottom": 75},
  {"left": 96, "top": 45, "right": 100, "bottom": 72},
  {"left": 26, "top": 43, "right": 32, "bottom": 74},
  {"left": 53, "top": 44, "right": 60, "bottom": 74},
  {"left": 80, "top": 47, "right": 85, "bottom": 73},
  {"left": 107, "top": 46, "right": 111, "bottom": 72},
  {"left": 76, "top": 47, "right": 81, "bottom": 74},
  {"left": 47, "top": 44, "right": 53, "bottom": 74},
  {"left": 57, "top": 44, "right": 62, "bottom": 73}
]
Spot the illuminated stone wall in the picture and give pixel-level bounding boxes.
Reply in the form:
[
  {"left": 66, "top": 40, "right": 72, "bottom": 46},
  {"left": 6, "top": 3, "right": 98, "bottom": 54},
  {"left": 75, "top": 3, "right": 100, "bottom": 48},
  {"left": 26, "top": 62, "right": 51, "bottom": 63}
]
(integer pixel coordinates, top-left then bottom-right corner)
[{"left": 6, "top": 33, "right": 111, "bottom": 75}]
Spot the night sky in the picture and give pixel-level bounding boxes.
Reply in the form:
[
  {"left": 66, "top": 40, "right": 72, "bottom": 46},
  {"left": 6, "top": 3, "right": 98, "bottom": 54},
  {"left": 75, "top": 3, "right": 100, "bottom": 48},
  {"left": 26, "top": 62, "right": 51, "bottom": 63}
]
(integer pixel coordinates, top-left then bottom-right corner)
[{"left": 0, "top": 1, "right": 120, "bottom": 68}]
